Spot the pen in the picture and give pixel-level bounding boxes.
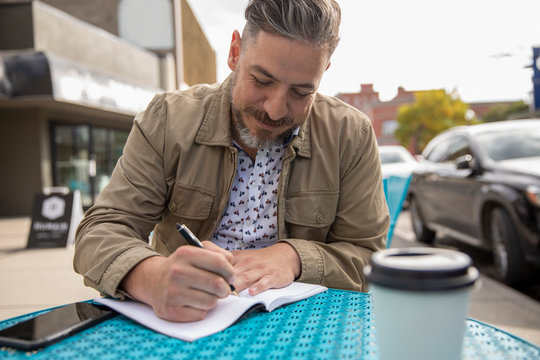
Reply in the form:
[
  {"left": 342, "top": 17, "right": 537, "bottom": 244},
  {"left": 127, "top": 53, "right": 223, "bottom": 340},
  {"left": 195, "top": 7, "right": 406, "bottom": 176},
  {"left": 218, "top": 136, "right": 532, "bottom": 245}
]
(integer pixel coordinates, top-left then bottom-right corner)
[{"left": 176, "top": 223, "right": 240, "bottom": 296}]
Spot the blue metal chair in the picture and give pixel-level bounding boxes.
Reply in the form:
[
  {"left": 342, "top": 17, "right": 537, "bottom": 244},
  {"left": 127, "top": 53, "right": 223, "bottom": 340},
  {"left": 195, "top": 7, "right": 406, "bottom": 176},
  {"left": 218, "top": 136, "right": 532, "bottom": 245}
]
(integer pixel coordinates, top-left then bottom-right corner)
[{"left": 382, "top": 175, "right": 412, "bottom": 247}]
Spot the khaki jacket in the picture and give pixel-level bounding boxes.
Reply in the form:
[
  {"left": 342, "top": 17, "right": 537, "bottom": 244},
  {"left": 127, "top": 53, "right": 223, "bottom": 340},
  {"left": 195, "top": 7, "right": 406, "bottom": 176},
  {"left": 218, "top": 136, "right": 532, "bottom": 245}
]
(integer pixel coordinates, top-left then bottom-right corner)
[{"left": 74, "top": 77, "right": 389, "bottom": 299}]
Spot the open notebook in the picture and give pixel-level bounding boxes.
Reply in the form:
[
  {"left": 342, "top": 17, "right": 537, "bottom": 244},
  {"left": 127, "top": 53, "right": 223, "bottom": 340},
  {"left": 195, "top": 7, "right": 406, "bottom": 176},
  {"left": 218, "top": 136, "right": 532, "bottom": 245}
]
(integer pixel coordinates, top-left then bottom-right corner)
[{"left": 95, "top": 281, "right": 327, "bottom": 342}]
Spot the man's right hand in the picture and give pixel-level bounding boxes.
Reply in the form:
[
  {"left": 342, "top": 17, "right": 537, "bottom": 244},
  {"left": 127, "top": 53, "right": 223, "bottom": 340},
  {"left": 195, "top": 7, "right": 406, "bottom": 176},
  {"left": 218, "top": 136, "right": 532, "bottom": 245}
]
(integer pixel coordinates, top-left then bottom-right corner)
[{"left": 121, "top": 241, "right": 236, "bottom": 322}]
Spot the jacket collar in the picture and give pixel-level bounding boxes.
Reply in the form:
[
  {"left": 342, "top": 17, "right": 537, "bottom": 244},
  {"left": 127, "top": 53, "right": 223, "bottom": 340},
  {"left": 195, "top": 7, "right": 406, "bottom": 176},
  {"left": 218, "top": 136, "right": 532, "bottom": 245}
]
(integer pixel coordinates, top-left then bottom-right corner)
[
  {"left": 195, "top": 76, "right": 234, "bottom": 147},
  {"left": 195, "top": 74, "right": 312, "bottom": 159}
]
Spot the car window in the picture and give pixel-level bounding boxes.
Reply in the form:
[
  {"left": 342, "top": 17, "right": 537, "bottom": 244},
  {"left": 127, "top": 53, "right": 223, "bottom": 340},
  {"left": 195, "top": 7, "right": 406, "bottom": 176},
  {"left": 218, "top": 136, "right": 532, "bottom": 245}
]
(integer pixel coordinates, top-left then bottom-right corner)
[
  {"left": 380, "top": 152, "right": 406, "bottom": 164},
  {"left": 424, "top": 137, "right": 453, "bottom": 163},
  {"left": 448, "top": 136, "right": 472, "bottom": 161},
  {"left": 477, "top": 127, "right": 540, "bottom": 161}
]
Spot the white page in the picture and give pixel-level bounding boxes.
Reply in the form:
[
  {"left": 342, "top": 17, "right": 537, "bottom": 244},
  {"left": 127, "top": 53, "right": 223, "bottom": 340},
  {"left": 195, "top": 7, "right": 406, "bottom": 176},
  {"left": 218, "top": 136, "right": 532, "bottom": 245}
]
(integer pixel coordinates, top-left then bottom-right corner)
[
  {"left": 96, "top": 296, "right": 260, "bottom": 342},
  {"left": 239, "top": 282, "right": 328, "bottom": 311},
  {"left": 95, "top": 282, "right": 327, "bottom": 341}
]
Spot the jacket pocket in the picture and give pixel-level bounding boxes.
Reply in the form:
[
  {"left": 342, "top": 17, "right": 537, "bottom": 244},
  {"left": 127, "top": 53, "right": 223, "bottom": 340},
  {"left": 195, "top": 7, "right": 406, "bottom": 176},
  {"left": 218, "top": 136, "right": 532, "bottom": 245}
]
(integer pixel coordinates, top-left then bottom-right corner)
[
  {"left": 167, "top": 183, "right": 215, "bottom": 220},
  {"left": 285, "top": 191, "right": 338, "bottom": 228}
]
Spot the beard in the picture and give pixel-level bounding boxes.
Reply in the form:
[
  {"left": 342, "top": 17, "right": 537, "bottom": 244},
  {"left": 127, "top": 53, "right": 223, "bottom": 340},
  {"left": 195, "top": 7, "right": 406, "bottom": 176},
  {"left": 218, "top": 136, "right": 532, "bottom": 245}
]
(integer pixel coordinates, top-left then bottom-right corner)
[
  {"left": 231, "top": 105, "right": 295, "bottom": 149},
  {"left": 229, "top": 73, "right": 297, "bottom": 149}
]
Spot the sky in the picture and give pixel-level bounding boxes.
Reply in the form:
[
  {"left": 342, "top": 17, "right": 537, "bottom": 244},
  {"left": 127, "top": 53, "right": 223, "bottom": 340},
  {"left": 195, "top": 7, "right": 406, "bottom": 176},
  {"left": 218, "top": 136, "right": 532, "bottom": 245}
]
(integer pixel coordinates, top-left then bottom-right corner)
[{"left": 188, "top": 0, "right": 540, "bottom": 103}]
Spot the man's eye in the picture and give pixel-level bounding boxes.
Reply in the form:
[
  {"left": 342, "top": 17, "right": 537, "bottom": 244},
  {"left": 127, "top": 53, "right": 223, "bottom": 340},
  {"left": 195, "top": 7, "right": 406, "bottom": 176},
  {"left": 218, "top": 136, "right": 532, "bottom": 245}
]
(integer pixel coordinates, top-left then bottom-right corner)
[
  {"left": 252, "top": 76, "right": 271, "bottom": 86},
  {"left": 292, "top": 89, "right": 312, "bottom": 98}
]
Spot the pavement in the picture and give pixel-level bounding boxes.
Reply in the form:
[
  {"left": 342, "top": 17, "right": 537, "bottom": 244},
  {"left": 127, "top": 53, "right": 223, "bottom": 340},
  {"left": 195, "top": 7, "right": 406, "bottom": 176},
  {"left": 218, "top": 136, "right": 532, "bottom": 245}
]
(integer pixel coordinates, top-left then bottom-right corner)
[{"left": 1, "top": 215, "right": 539, "bottom": 346}]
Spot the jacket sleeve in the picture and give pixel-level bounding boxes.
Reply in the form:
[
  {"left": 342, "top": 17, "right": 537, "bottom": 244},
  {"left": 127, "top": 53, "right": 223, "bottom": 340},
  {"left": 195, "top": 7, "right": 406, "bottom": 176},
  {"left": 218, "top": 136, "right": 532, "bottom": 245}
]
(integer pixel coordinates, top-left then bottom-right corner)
[
  {"left": 73, "top": 94, "right": 170, "bottom": 299},
  {"left": 281, "top": 115, "right": 389, "bottom": 292}
]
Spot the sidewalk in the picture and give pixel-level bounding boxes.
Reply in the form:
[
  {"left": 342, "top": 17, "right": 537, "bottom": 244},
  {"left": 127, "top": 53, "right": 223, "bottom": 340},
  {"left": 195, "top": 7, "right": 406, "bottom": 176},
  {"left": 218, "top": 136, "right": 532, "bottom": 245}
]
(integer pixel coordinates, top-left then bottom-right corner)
[
  {"left": 0, "top": 217, "right": 99, "bottom": 320},
  {"left": 1, "top": 216, "right": 539, "bottom": 345}
]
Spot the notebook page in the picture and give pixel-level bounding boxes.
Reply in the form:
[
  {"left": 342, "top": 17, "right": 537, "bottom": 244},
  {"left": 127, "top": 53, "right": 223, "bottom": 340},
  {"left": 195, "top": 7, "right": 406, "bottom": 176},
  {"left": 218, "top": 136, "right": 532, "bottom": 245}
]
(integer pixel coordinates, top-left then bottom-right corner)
[
  {"left": 240, "top": 282, "right": 328, "bottom": 312},
  {"left": 95, "top": 295, "right": 260, "bottom": 342}
]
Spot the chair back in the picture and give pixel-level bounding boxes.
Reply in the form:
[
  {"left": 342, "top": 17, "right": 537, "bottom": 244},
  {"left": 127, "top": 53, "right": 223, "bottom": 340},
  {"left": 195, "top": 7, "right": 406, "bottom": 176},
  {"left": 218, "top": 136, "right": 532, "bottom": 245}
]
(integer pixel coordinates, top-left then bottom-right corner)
[{"left": 382, "top": 175, "right": 412, "bottom": 247}]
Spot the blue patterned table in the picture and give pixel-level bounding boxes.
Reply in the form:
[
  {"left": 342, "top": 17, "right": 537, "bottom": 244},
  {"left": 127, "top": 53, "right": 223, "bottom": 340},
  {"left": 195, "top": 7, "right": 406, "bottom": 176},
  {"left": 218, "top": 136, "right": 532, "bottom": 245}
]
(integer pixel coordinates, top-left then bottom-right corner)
[{"left": 0, "top": 289, "right": 538, "bottom": 359}]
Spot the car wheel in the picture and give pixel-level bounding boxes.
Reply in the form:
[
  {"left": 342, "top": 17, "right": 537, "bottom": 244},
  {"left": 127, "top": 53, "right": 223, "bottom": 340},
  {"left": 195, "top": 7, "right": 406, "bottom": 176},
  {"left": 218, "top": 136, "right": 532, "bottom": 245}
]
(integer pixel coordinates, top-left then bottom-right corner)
[
  {"left": 409, "top": 195, "right": 436, "bottom": 244},
  {"left": 489, "top": 207, "right": 527, "bottom": 285}
]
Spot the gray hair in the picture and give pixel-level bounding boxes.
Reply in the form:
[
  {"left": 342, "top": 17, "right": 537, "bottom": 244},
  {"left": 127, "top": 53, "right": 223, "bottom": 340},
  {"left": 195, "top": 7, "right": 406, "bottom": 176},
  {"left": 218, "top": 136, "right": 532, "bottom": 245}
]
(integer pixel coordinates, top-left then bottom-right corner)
[{"left": 243, "top": 0, "right": 341, "bottom": 57}]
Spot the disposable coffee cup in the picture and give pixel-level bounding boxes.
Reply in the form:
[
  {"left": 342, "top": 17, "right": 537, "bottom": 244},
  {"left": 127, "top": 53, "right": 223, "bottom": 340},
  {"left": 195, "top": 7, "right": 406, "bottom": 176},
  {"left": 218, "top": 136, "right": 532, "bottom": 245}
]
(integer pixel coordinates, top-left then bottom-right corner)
[{"left": 364, "top": 247, "right": 479, "bottom": 360}]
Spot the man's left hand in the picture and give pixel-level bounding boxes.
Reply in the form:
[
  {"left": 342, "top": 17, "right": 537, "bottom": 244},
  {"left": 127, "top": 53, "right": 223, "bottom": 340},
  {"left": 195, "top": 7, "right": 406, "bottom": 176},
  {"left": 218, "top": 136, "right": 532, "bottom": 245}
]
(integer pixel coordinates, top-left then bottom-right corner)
[{"left": 231, "top": 243, "right": 301, "bottom": 295}]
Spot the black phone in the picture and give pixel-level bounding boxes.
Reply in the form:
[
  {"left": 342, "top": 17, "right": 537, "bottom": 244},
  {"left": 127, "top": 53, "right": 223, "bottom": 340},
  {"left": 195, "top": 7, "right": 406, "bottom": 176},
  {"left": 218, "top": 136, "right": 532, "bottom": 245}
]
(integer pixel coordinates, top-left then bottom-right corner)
[{"left": 0, "top": 302, "right": 116, "bottom": 351}]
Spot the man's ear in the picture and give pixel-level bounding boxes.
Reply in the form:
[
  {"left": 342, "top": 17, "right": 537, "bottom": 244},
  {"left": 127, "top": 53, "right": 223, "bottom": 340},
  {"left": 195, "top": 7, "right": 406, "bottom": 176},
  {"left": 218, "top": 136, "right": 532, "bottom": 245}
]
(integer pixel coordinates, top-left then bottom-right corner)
[
  {"left": 325, "top": 61, "right": 331, "bottom": 71},
  {"left": 227, "top": 30, "right": 242, "bottom": 71}
]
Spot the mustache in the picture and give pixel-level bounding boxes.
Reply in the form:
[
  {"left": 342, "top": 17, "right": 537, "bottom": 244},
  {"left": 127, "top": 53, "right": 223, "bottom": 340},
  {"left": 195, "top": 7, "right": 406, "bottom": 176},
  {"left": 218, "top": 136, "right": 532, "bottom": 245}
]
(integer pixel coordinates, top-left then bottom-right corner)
[{"left": 244, "top": 108, "right": 294, "bottom": 128}]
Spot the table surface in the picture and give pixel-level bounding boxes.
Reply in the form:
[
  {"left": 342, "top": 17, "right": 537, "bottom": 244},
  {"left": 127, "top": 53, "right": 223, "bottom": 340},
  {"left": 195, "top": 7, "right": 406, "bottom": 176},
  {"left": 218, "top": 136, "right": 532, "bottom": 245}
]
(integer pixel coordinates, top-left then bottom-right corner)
[{"left": 0, "top": 289, "right": 538, "bottom": 359}]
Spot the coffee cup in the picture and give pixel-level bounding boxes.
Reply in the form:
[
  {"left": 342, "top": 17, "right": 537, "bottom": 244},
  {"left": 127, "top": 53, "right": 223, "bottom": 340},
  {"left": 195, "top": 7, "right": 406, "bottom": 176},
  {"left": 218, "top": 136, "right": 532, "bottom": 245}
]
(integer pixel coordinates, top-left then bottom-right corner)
[{"left": 364, "top": 247, "right": 479, "bottom": 360}]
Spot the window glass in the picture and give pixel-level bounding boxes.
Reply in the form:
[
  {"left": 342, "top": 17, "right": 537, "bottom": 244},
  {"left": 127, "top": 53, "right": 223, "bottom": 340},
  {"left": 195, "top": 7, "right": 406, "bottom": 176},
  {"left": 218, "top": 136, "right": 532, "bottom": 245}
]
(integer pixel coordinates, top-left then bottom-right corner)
[
  {"left": 52, "top": 125, "right": 92, "bottom": 206},
  {"left": 382, "top": 120, "right": 398, "bottom": 136},
  {"left": 380, "top": 152, "right": 407, "bottom": 164},
  {"left": 52, "top": 124, "right": 129, "bottom": 208},
  {"left": 425, "top": 138, "right": 453, "bottom": 163},
  {"left": 94, "top": 127, "right": 129, "bottom": 194},
  {"left": 477, "top": 127, "right": 540, "bottom": 161},
  {"left": 448, "top": 136, "right": 472, "bottom": 161}
]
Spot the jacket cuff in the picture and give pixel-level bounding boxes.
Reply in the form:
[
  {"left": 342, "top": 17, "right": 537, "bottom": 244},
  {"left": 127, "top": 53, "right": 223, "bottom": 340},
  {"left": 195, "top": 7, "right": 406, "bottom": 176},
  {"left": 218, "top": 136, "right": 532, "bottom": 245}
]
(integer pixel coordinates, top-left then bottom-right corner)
[
  {"left": 99, "top": 247, "right": 160, "bottom": 300},
  {"left": 279, "top": 239, "right": 324, "bottom": 284}
]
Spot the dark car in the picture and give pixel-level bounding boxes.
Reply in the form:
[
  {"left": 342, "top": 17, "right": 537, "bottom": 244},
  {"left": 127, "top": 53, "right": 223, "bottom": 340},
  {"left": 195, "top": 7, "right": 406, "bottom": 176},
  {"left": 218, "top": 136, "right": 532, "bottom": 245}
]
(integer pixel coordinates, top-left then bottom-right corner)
[{"left": 408, "top": 119, "right": 540, "bottom": 285}]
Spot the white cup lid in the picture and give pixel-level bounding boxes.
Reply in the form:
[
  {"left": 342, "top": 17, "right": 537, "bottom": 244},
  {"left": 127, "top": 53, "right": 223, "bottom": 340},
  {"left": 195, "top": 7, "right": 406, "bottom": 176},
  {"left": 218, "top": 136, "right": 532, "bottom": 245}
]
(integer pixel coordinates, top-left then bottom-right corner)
[{"left": 364, "top": 247, "right": 479, "bottom": 291}]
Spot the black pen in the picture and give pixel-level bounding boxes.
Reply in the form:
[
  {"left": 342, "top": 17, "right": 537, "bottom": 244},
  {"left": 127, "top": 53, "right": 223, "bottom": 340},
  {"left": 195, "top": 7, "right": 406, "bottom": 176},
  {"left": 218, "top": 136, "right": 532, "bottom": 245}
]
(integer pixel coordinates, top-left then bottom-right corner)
[{"left": 176, "top": 223, "right": 239, "bottom": 296}]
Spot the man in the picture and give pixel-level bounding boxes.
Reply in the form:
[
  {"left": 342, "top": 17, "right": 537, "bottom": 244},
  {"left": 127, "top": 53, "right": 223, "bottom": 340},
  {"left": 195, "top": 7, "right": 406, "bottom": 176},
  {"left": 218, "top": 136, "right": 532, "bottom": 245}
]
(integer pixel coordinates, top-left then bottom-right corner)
[{"left": 74, "top": 0, "right": 389, "bottom": 323}]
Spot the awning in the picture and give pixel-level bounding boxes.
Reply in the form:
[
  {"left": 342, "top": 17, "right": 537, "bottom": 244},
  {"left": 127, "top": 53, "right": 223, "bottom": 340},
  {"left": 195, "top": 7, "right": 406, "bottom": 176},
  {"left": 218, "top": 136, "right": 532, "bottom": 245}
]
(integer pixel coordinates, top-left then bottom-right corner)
[{"left": 0, "top": 51, "right": 160, "bottom": 115}]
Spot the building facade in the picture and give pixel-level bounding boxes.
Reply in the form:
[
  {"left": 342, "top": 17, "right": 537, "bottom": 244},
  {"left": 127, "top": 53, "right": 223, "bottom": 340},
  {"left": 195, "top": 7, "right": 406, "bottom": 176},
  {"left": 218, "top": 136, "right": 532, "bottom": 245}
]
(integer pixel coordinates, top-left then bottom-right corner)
[
  {"left": 338, "top": 84, "right": 418, "bottom": 146},
  {"left": 0, "top": 0, "right": 216, "bottom": 216},
  {"left": 338, "top": 84, "right": 520, "bottom": 151}
]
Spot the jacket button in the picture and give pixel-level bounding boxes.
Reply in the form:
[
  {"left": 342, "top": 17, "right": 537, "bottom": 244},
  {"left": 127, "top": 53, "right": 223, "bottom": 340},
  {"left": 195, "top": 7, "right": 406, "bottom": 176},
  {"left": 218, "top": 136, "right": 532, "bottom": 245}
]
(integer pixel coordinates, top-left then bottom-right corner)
[
  {"left": 317, "top": 214, "right": 324, "bottom": 223},
  {"left": 168, "top": 202, "right": 177, "bottom": 212}
]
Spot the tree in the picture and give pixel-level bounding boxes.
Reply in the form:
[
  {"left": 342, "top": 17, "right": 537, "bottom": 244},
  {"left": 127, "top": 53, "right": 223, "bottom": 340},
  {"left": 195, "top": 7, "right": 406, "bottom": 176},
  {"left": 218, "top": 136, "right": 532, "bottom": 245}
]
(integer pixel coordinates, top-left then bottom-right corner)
[
  {"left": 482, "top": 101, "right": 529, "bottom": 122},
  {"left": 394, "top": 90, "right": 475, "bottom": 153}
]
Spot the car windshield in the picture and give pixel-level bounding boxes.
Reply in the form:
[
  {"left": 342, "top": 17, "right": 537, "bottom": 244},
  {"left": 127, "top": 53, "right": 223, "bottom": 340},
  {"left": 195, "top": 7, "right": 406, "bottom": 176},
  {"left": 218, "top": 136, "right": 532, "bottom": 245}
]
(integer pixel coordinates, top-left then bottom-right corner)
[
  {"left": 476, "top": 127, "right": 540, "bottom": 161},
  {"left": 380, "top": 152, "right": 411, "bottom": 164}
]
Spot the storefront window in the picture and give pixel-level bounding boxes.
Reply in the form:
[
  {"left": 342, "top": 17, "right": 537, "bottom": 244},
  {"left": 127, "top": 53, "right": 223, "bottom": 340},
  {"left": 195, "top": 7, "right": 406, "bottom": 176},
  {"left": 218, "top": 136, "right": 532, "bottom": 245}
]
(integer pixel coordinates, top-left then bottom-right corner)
[
  {"left": 51, "top": 123, "right": 129, "bottom": 208},
  {"left": 52, "top": 125, "right": 92, "bottom": 205},
  {"left": 94, "top": 128, "right": 128, "bottom": 194}
]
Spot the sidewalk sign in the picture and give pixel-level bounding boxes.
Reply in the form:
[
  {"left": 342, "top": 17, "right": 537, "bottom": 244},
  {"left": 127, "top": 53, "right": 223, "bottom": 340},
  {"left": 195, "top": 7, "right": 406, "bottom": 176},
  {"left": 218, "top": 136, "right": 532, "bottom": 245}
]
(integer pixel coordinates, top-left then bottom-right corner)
[{"left": 26, "top": 188, "right": 84, "bottom": 248}]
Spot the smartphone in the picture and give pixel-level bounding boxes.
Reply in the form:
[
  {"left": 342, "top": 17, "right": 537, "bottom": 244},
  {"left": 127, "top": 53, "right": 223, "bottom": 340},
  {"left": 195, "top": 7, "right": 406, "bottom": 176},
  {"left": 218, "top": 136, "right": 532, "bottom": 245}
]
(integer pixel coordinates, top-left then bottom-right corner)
[{"left": 0, "top": 302, "right": 116, "bottom": 351}]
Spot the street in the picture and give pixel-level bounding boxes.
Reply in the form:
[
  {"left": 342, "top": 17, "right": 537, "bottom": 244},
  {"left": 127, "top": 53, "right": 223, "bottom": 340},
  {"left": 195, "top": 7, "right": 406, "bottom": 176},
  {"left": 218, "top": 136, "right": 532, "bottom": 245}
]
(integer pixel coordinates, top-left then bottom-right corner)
[{"left": 392, "top": 210, "right": 540, "bottom": 303}]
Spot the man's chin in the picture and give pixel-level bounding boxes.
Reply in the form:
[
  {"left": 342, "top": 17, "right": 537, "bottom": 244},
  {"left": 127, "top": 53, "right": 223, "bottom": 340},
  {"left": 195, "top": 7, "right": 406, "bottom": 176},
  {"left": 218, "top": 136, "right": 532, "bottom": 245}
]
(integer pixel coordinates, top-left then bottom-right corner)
[{"left": 238, "top": 128, "right": 285, "bottom": 149}]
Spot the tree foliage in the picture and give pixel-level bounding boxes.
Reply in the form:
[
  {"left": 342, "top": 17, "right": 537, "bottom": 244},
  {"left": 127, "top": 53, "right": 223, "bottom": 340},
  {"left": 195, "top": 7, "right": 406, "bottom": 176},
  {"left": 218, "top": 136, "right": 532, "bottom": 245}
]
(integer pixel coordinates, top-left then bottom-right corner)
[
  {"left": 482, "top": 101, "right": 529, "bottom": 122},
  {"left": 394, "top": 90, "right": 474, "bottom": 153}
]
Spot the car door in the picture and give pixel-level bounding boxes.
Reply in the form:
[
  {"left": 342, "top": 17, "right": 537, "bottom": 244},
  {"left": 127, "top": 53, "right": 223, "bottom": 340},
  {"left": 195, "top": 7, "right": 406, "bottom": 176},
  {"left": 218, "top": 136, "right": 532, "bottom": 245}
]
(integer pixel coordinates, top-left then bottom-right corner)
[
  {"left": 434, "top": 135, "right": 482, "bottom": 238},
  {"left": 416, "top": 136, "right": 456, "bottom": 226}
]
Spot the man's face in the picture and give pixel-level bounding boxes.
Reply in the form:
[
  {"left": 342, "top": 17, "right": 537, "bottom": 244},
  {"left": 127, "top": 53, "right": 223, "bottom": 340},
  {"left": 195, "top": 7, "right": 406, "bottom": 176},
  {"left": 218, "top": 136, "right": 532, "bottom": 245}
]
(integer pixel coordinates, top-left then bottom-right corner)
[{"left": 227, "top": 30, "right": 330, "bottom": 149}]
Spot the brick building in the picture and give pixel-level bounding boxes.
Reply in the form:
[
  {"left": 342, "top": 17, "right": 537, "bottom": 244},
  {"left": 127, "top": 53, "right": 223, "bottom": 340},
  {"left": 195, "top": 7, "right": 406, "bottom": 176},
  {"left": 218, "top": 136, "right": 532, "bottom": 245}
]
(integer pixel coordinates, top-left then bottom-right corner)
[
  {"left": 338, "top": 84, "right": 424, "bottom": 146},
  {"left": 338, "top": 84, "right": 518, "bottom": 150}
]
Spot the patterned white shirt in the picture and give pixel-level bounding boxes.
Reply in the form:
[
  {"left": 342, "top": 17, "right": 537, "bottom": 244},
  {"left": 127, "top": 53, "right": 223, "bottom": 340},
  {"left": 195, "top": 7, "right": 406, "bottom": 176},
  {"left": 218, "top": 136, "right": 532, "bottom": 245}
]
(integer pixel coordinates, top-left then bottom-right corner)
[{"left": 211, "top": 145, "right": 284, "bottom": 250}]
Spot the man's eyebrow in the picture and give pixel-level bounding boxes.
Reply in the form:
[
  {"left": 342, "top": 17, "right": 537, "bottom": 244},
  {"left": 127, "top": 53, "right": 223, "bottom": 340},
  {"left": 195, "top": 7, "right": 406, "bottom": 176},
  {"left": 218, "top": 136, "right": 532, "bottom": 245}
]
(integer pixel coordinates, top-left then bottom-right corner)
[{"left": 251, "top": 65, "right": 316, "bottom": 90}]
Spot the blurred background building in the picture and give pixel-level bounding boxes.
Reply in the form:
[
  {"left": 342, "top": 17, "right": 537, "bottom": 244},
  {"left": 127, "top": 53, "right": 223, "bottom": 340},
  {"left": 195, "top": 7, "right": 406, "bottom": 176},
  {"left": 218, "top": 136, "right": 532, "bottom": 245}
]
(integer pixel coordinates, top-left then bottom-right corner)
[
  {"left": 0, "top": 0, "right": 216, "bottom": 215},
  {"left": 338, "top": 85, "right": 525, "bottom": 147}
]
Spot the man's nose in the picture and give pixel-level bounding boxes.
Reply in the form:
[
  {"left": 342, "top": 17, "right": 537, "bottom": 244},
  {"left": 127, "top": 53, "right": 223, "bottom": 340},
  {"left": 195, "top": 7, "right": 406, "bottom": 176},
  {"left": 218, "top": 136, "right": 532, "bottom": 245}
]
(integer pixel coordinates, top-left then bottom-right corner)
[{"left": 263, "top": 87, "right": 288, "bottom": 121}]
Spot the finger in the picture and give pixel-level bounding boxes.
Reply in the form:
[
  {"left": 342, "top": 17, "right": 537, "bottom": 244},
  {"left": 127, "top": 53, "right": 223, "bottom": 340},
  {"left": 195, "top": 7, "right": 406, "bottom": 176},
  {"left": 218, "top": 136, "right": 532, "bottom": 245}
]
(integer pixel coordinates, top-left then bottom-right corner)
[
  {"left": 166, "top": 253, "right": 231, "bottom": 299},
  {"left": 233, "top": 268, "right": 262, "bottom": 292},
  {"left": 153, "top": 304, "right": 209, "bottom": 323},
  {"left": 172, "top": 265, "right": 232, "bottom": 299},
  {"left": 173, "top": 246, "right": 236, "bottom": 285},
  {"left": 248, "top": 275, "right": 276, "bottom": 296},
  {"left": 202, "top": 241, "right": 234, "bottom": 261},
  {"left": 153, "top": 284, "right": 219, "bottom": 322}
]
